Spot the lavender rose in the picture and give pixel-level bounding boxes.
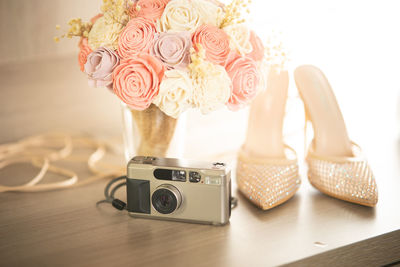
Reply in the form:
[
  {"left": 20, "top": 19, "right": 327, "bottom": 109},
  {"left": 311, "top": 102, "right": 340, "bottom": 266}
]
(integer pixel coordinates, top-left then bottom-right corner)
[
  {"left": 84, "top": 47, "right": 120, "bottom": 90},
  {"left": 151, "top": 31, "right": 192, "bottom": 70}
]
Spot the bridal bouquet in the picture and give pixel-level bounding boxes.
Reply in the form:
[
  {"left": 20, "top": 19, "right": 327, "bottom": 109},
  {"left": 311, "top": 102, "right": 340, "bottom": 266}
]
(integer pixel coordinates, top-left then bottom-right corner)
[
  {"left": 57, "top": 0, "right": 270, "bottom": 117},
  {"left": 56, "top": 0, "right": 282, "bottom": 157}
]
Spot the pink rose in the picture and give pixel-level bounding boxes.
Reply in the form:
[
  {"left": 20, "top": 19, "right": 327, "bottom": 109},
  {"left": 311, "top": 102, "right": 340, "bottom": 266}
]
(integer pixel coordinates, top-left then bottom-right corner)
[
  {"left": 113, "top": 53, "right": 165, "bottom": 110},
  {"left": 78, "top": 38, "right": 92, "bottom": 72},
  {"left": 224, "top": 50, "right": 240, "bottom": 67},
  {"left": 226, "top": 56, "right": 260, "bottom": 111},
  {"left": 151, "top": 31, "right": 192, "bottom": 69},
  {"left": 118, "top": 17, "right": 157, "bottom": 59},
  {"left": 247, "top": 31, "right": 264, "bottom": 62},
  {"left": 129, "top": 0, "right": 170, "bottom": 22},
  {"left": 84, "top": 47, "right": 120, "bottom": 90},
  {"left": 192, "top": 24, "right": 230, "bottom": 66}
]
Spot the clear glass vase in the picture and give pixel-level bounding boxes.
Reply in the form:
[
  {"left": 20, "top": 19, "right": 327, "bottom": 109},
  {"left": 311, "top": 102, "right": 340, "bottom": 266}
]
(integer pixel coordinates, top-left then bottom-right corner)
[{"left": 120, "top": 102, "right": 186, "bottom": 163}]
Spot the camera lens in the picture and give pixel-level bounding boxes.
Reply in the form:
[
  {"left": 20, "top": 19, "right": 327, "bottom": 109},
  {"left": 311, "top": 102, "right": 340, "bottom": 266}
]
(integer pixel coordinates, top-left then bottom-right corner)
[{"left": 152, "top": 185, "right": 182, "bottom": 214}]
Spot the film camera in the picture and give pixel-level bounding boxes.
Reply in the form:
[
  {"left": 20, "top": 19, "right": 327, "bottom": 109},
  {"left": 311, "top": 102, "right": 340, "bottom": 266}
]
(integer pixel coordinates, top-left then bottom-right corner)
[{"left": 126, "top": 156, "right": 232, "bottom": 225}]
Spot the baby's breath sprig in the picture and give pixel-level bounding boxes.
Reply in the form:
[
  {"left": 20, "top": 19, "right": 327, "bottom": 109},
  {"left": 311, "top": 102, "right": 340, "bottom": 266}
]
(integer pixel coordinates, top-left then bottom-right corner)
[
  {"left": 54, "top": 18, "right": 92, "bottom": 43},
  {"left": 188, "top": 44, "right": 208, "bottom": 80},
  {"left": 220, "top": 0, "right": 252, "bottom": 28},
  {"left": 54, "top": 0, "right": 133, "bottom": 43},
  {"left": 263, "top": 30, "right": 290, "bottom": 70},
  {"left": 101, "top": 0, "right": 131, "bottom": 25}
]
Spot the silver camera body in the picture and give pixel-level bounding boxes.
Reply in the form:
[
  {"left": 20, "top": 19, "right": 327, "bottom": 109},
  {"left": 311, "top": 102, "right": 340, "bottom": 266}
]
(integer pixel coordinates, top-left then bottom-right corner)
[{"left": 126, "top": 156, "right": 232, "bottom": 225}]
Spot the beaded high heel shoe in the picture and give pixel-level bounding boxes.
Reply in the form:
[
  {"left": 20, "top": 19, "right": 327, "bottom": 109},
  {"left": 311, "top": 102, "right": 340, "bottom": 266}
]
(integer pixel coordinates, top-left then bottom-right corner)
[
  {"left": 294, "top": 65, "right": 378, "bottom": 207},
  {"left": 236, "top": 69, "right": 301, "bottom": 210}
]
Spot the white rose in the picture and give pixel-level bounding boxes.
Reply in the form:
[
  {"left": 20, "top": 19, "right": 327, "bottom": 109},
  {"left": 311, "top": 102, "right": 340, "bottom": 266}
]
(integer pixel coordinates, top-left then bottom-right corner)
[
  {"left": 157, "top": 0, "right": 224, "bottom": 32},
  {"left": 154, "top": 69, "right": 194, "bottom": 118},
  {"left": 191, "top": 0, "right": 224, "bottom": 27},
  {"left": 223, "top": 24, "right": 253, "bottom": 55},
  {"left": 88, "top": 16, "right": 124, "bottom": 50},
  {"left": 157, "top": 0, "right": 202, "bottom": 32},
  {"left": 191, "top": 62, "right": 232, "bottom": 114}
]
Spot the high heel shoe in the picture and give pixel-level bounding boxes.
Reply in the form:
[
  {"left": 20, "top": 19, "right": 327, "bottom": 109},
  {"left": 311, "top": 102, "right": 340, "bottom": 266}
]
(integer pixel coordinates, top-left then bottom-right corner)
[
  {"left": 236, "top": 69, "right": 301, "bottom": 210},
  {"left": 294, "top": 65, "right": 378, "bottom": 207}
]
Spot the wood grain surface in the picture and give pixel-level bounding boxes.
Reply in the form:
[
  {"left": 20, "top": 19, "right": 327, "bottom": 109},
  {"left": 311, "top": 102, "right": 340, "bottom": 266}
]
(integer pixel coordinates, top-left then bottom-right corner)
[{"left": 0, "top": 57, "right": 400, "bottom": 267}]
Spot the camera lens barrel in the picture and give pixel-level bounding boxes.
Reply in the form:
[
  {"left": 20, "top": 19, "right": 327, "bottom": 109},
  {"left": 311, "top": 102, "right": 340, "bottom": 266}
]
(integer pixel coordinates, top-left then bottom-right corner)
[{"left": 152, "top": 185, "right": 182, "bottom": 214}]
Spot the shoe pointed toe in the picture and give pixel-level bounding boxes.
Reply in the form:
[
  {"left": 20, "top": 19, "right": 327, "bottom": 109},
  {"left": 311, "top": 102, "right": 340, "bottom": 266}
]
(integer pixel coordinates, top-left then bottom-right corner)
[
  {"left": 236, "top": 154, "right": 301, "bottom": 210},
  {"left": 307, "top": 156, "right": 378, "bottom": 207}
]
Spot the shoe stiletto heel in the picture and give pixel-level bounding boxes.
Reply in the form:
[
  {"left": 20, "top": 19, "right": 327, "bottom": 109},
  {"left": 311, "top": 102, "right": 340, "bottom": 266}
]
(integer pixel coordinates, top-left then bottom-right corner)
[
  {"left": 236, "top": 69, "right": 301, "bottom": 210},
  {"left": 294, "top": 65, "right": 378, "bottom": 207}
]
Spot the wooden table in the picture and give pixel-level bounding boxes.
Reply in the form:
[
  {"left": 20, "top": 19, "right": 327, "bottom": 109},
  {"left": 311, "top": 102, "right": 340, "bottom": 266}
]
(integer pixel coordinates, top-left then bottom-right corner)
[{"left": 0, "top": 56, "right": 399, "bottom": 266}]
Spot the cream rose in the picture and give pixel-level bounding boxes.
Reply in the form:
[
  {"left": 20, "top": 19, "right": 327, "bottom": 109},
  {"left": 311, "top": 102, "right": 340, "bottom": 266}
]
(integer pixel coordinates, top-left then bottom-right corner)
[
  {"left": 158, "top": 0, "right": 223, "bottom": 32},
  {"left": 88, "top": 16, "right": 124, "bottom": 50},
  {"left": 158, "top": 0, "right": 202, "bottom": 32},
  {"left": 153, "top": 69, "right": 193, "bottom": 118},
  {"left": 191, "top": 0, "right": 224, "bottom": 27},
  {"left": 191, "top": 61, "right": 232, "bottom": 114},
  {"left": 223, "top": 24, "right": 252, "bottom": 55}
]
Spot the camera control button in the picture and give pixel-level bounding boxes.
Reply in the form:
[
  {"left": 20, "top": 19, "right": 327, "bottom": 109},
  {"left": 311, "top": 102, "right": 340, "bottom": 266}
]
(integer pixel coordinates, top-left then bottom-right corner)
[
  {"left": 212, "top": 162, "right": 225, "bottom": 168},
  {"left": 189, "top": 172, "right": 201, "bottom": 183},
  {"left": 143, "top": 157, "right": 157, "bottom": 164},
  {"left": 205, "top": 177, "right": 221, "bottom": 185}
]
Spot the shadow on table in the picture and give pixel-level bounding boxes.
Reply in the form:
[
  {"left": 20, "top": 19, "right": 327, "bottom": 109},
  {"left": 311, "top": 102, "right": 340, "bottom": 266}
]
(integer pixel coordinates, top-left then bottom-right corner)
[
  {"left": 235, "top": 186, "right": 376, "bottom": 223},
  {"left": 307, "top": 189, "right": 376, "bottom": 220},
  {"left": 235, "top": 188, "right": 302, "bottom": 222}
]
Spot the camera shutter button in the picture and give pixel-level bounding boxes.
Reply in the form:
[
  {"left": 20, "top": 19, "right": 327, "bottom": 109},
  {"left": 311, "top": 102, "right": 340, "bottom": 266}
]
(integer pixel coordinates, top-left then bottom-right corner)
[{"left": 212, "top": 162, "right": 225, "bottom": 168}]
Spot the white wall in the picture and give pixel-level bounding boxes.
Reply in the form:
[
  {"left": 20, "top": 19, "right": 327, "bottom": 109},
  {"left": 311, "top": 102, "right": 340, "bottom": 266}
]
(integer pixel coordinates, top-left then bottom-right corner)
[{"left": 0, "top": 0, "right": 99, "bottom": 64}]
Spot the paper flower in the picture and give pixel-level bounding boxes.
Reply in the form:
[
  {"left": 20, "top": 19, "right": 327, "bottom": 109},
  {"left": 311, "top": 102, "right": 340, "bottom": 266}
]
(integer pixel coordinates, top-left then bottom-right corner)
[
  {"left": 88, "top": 16, "right": 124, "bottom": 50},
  {"left": 84, "top": 47, "right": 120, "bottom": 90},
  {"left": 226, "top": 56, "right": 260, "bottom": 111},
  {"left": 118, "top": 17, "right": 157, "bottom": 58},
  {"left": 91, "top": 14, "right": 103, "bottom": 24},
  {"left": 151, "top": 31, "right": 192, "bottom": 70},
  {"left": 129, "top": 0, "right": 170, "bottom": 22},
  {"left": 157, "top": 0, "right": 202, "bottom": 32},
  {"left": 153, "top": 69, "right": 193, "bottom": 118},
  {"left": 191, "top": 58, "right": 232, "bottom": 114},
  {"left": 78, "top": 38, "right": 92, "bottom": 72},
  {"left": 113, "top": 53, "right": 165, "bottom": 110},
  {"left": 192, "top": 24, "right": 230, "bottom": 66},
  {"left": 191, "top": 0, "right": 224, "bottom": 27},
  {"left": 247, "top": 31, "right": 265, "bottom": 62},
  {"left": 224, "top": 23, "right": 252, "bottom": 55}
]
